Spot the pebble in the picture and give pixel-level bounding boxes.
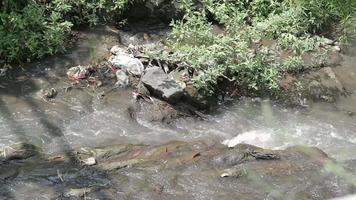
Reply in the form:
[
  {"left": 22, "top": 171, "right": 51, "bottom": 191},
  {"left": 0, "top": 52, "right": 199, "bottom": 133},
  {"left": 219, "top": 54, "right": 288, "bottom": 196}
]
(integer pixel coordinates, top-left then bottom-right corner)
[{"left": 83, "top": 157, "right": 96, "bottom": 166}]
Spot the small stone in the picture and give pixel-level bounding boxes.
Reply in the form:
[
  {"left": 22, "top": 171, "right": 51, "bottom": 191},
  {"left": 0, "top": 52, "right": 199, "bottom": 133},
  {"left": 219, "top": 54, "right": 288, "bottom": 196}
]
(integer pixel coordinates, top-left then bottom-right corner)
[
  {"left": 116, "top": 70, "right": 130, "bottom": 88},
  {"left": 65, "top": 188, "right": 92, "bottom": 198},
  {"left": 347, "top": 111, "right": 354, "bottom": 117},
  {"left": 83, "top": 157, "right": 96, "bottom": 166},
  {"left": 43, "top": 88, "right": 57, "bottom": 99},
  {"left": 220, "top": 173, "right": 229, "bottom": 177},
  {"left": 110, "top": 45, "right": 125, "bottom": 55},
  {"left": 333, "top": 46, "right": 341, "bottom": 52}
]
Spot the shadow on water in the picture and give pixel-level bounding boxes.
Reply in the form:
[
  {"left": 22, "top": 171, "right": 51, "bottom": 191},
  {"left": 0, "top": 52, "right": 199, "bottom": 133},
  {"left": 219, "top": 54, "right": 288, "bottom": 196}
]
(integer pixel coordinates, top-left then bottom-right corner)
[
  {"left": 0, "top": 26, "right": 123, "bottom": 199},
  {"left": 0, "top": 75, "right": 115, "bottom": 200}
]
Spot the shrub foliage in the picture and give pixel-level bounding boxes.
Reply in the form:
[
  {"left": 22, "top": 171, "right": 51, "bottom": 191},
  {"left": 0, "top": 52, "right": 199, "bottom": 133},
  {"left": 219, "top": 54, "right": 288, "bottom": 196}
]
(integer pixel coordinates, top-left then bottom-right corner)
[{"left": 166, "top": 0, "right": 355, "bottom": 96}]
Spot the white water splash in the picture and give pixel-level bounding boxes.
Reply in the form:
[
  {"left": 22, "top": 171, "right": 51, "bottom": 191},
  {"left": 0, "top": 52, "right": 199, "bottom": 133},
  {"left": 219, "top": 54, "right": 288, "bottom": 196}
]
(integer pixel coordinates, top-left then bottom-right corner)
[{"left": 222, "top": 130, "right": 273, "bottom": 148}]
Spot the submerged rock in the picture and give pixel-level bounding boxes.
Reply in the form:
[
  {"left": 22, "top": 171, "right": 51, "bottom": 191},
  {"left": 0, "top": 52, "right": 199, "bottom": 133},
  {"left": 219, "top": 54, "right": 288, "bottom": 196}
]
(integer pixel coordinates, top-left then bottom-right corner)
[
  {"left": 72, "top": 141, "right": 354, "bottom": 199},
  {"left": 1, "top": 141, "right": 354, "bottom": 200},
  {"left": 42, "top": 88, "right": 57, "bottom": 99},
  {"left": 0, "top": 143, "right": 38, "bottom": 161},
  {"left": 141, "top": 67, "right": 184, "bottom": 103},
  {"left": 65, "top": 188, "right": 92, "bottom": 198}
]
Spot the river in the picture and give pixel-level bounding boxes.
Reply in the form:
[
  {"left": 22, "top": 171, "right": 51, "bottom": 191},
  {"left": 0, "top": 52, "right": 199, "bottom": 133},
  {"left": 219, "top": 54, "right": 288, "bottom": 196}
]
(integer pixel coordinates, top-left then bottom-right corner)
[{"left": 0, "top": 25, "right": 355, "bottom": 199}]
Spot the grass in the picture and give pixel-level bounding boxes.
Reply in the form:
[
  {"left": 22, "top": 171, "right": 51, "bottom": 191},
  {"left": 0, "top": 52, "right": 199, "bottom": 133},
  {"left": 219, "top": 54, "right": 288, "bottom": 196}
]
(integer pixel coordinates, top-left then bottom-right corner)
[{"left": 161, "top": 0, "right": 356, "bottom": 97}]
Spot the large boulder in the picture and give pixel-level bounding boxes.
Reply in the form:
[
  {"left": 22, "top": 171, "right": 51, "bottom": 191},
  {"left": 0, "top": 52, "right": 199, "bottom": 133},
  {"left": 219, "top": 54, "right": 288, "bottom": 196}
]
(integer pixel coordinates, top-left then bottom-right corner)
[{"left": 141, "top": 67, "right": 184, "bottom": 103}]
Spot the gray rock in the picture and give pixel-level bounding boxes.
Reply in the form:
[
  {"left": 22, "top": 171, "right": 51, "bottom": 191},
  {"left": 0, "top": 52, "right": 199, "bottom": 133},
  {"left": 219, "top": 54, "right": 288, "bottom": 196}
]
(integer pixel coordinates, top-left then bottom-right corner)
[
  {"left": 65, "top": 188, "right": 92, "bottom": 198},
  {"left": 319, "top": 67, "right": 344, "bottom": 91},
  {"left": 109, "top": 53, "right": 144, "bottom": 76},
  {"left": 306, "top": 67, "right": 345, "bottom": 102},
  {"left": 110, "top": 45, "right": 125, "bottom": 55},
  {"left": 184, "top": 83, "right": 216, "bottom": 109},
  {"left": 137, "top": 81, "right": 150, "bottom": 95},
  {"left": 141, "top": 67, "right": 184, "bottom": 103},
  {"left": 115, "top": 70, "right": 130, "bottom": 88}
]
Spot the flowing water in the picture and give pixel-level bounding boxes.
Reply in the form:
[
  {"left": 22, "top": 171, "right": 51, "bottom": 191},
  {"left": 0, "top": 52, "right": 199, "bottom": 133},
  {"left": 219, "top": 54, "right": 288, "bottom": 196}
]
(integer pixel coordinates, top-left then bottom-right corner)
[{"left": 1, "top": 25, "right": 356, "bottom": 199}]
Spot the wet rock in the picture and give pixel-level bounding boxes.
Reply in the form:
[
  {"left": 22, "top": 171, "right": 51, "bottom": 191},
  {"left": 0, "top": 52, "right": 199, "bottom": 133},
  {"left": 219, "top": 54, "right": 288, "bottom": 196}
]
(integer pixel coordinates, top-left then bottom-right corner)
[
  {"left": 109, "top": 53, "right": 144, "bottom": 76},
  {"left": 0, "top": 64, "right": 11, "bottom": 77},
  {"left": 100, "top": 159, "right": 142, "bottom": 171},
  {"left": 0, "top": 143, "right": 38, "bottom": 161},
  {"left": 141, "top": 67, "right": 184, "bottom": 103},
  {"left": 67, "top": 65, "right": 92, "bottom": 80},
  {"left": 65, "top": 188, "right": 92, "bottom": 198},
  {"left": 115, "top": 70, "right": 130, "bottom": 88},
  {"left": 306, "top": 67, "right": 345, "bottom": 102},
  {"left": 184, "top": 83, "right": 216, "bottom": 109},
  {"left": 3, "top": 140, "right": 354, "bottom": 200},
  {"left": 280, "top": 74, "right": 297, "bottom": 90},
  {"left": 42, "top": 88, "right": 57, "bottom": 99},
  {"left": 136, "top": 81, "right": 150, "bottom": 95},
  {"left": 128, "top": 95, "right": 179, "bottom": 122},
  {"left": 84, "top": 141, "right": 353, "bottom": 200},
  {"left": 220, "top": 167, "right": 247, "bottom": 178}
]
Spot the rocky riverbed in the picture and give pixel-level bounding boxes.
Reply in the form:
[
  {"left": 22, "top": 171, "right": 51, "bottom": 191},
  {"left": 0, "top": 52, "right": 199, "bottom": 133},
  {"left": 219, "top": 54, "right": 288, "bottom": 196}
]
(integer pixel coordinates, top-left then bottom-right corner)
[
  {"left": 1, "top": 25, "right": 356, "bottom": 199},
  {"left": 1, "top": 140, "right": 355, "bottom": 199}
]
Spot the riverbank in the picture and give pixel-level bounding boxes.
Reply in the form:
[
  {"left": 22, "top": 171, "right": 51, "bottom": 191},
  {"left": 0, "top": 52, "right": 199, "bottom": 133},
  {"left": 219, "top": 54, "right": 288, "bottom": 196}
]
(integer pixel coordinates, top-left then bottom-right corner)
[{"left": 1, "top": 26, "right": 356, "bottom": 199}]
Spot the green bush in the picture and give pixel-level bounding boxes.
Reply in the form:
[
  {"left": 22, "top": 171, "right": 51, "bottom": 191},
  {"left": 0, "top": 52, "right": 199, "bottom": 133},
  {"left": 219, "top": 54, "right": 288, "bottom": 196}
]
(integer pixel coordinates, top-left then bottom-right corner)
[
  {"left": 0, "top": 1, "right": 71, "bottom": 62},
  {"left": 48, "top": 0, "right": 137, "bottom": 26},
  {"left": 0, "top": 0, "right": 136, "bottom": 63},
  {"left": 165, "top": 0, "right": 355, "bottom": 96}
]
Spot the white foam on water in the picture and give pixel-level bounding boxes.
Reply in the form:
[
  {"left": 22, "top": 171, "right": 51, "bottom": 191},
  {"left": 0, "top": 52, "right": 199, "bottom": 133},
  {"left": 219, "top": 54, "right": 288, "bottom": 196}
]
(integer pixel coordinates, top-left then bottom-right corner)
[{"left": 222, "top": 130, "right": 273, "bottom": 148}]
